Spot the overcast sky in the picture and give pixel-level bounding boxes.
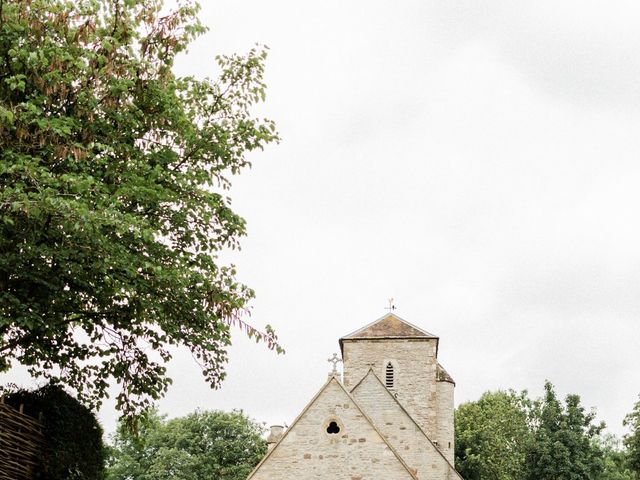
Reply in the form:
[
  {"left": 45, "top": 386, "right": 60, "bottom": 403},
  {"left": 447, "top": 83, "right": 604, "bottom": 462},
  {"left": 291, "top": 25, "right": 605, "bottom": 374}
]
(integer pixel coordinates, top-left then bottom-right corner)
[{"left": 4, "top": 0, "right": 640, "bottom": 437}]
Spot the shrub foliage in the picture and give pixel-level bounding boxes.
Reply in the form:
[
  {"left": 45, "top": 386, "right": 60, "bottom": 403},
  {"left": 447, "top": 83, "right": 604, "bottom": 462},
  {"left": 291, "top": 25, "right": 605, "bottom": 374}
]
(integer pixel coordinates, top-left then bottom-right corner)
[{"left": 6, "top": 384, "right": 106, "bottom": 480}]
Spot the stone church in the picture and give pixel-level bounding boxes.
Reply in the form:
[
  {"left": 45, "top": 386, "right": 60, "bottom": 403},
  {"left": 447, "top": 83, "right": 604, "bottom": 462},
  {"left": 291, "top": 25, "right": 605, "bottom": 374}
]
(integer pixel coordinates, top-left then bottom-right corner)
[{"left": 247, "top": 312, "right": 463, "bottom": 480}]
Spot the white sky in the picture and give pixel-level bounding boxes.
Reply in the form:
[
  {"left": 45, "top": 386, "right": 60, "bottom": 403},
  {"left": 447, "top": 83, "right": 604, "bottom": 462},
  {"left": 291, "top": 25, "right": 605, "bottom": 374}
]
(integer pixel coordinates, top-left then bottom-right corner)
[{"left": 4, "top": 0, "right": 640, "bottom": 437}]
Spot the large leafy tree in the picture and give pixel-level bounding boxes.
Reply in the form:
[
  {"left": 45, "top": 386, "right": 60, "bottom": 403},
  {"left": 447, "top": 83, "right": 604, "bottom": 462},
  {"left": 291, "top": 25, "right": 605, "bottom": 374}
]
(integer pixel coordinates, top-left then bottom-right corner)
[
  {"left": 525, "top": 381, "right": 605, "bottom": 480},
  {"left": 454, "top": 390, "right": 532, "bottom": 480},
  {"left": 624, "top": 395, "right": 640, "bottom": 477},
  {"left": 0, "top": 0, "right": 280, "bottom": 420},
  {"left": 106, "top": 409, "right": 266, "bottom": 480}
]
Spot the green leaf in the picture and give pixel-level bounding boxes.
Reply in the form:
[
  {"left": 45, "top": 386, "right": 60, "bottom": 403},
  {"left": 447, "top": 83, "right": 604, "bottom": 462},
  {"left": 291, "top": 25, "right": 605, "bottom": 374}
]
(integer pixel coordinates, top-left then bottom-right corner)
[{"left": 0, "top": 0, "right": 281, "bottom": 426}]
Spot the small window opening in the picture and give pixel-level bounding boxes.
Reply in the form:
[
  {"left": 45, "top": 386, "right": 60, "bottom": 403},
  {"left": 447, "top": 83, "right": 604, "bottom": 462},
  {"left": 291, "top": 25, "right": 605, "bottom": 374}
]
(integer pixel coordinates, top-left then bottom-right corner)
[
  {"left": 385, "top": 362, "right": 394, "bottom": 388},
  {"left": 326, "top": 421, "right": 340, "bottom": 434},
  {"left": 448, "top": 442, "right": 451, "bottom": 449}
]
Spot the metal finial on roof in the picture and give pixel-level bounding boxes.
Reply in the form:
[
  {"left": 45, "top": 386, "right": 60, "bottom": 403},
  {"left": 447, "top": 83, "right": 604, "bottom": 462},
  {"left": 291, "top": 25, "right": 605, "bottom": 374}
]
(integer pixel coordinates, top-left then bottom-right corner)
[
  {"left": 327, "top": 353, "right": 342, "bottom": 375},
  {"left": 385, "top": 298, "right": 396, "bottom": 312}
]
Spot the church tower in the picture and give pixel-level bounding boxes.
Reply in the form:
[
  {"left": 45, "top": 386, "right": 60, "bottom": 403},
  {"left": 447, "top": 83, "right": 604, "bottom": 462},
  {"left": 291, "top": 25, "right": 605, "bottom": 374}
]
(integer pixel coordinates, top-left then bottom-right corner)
[
  {"left": 247, "top": 311, "right": 461, "bottom": 480},
  {"left": 340, "top": 312, "right": 455, "bottom": 464}
]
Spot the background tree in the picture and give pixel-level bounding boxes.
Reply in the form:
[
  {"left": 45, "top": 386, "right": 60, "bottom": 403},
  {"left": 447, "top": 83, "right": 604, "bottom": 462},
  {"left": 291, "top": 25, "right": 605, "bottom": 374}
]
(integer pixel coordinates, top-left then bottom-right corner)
[
  {"left": 106, "top": 409, "right": 266, "bottom": 480},
  {"left": 597, "top": 434, "right": 634, "bottom": 480},
  {"left": 454, "top": 390, "right": 532, "bottom": 480},
  {"left": 623, "top": 396, "right": 640, "bottom": 477},
  {"left": 525, "top": 381, "right": 605, "bottom": 480},
  {"left": 0, "top": 0, "right": 281, "bottom": 421}
]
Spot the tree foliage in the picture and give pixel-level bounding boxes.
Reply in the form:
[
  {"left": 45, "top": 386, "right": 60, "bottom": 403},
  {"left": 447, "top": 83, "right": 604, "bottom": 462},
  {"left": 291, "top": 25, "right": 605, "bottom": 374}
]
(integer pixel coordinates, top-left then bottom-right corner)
[
  {"left": 455, "top": 390, "right": 532, "bottom": 480},
  {"left": 597, "top": 434, "right": 634, "bottom": 480},
  {"left": 524, "top": 381, "right": 605, "bottom": 480},
  {"left": 106, "top": 409, "right": 266, "bottom": 480},
  {"left": 454, "top": 382, "right": 625, "bottom": 480},
  {"left": 623, "top": 395, "right": 640, "bottom": 477},
  {"left": 5, "top": 384, "right": 106, "bottom": 480},
  {"left": 0, "top": 0, "right": 281, "bottom": 420}
]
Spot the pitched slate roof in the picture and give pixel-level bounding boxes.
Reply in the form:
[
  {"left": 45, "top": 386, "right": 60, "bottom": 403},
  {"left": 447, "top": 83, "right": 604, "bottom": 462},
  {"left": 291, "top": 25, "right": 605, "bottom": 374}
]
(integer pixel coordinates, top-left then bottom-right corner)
[
  {"left": 436, "top": 363, "right": 455, "bottom": 385},
  {"left": 339, "top": 313, "right": 438, "bottom": 353},
  {"left": 341, "top": 313, "right": 438, "bottom": 340}
]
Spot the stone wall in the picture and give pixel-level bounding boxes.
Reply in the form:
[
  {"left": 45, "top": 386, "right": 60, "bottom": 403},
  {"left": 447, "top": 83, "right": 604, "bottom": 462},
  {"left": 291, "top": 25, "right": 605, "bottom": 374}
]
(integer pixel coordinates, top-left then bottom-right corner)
[
  {"left": 351, "top": 372, "right": 462, "bottom": 480},
  {"left": 342, "top": 338, "right": 439, "bottom": 439},
  {"left": 248, "top": 379, "right": 415, "bottom": 480},
  {"left": 435, "top": 380, "right": 455, "bottom": 465}
]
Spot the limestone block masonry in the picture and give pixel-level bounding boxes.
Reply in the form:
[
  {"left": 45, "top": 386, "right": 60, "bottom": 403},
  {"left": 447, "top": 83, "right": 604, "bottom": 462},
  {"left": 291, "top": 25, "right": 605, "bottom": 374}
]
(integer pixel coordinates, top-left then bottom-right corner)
[
  {"left": 248, "top": 379, "right": 416, "bottom": 480},
  {"left": 435, "top": 372, "right": 455, "bottom": 464},
  {"left": 247, "top": 312, "right": 462, "bottom": 480},
  {"left": 342, "top": 339, "right": 438, "bottom": 441}
]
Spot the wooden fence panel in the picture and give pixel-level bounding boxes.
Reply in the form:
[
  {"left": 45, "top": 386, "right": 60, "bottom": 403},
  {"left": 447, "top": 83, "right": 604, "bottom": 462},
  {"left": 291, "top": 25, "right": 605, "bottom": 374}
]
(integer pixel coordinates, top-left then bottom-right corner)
[{"left": 0, "top": 397, "right": 44, "bottom": 480}]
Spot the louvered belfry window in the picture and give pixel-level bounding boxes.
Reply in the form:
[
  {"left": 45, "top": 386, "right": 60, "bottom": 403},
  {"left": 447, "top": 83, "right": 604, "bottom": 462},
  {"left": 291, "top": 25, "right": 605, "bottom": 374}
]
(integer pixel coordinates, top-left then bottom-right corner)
[{"left": 385, "top": 362, "right": 394, "bottom": 388}]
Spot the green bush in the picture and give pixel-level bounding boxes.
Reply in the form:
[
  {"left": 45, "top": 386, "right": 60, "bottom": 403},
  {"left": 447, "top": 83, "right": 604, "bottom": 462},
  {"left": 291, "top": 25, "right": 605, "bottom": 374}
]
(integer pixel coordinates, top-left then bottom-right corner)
[
  {"left": 5, "top": 384, "right": 105, "bottom": 480},
  {"left": 107, "top": 409, "right": 266, "bottom": 480}
]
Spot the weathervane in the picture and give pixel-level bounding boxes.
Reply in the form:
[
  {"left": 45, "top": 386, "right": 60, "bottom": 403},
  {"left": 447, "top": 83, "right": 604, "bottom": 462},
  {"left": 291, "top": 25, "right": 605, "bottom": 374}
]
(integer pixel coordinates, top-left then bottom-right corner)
[
  {"left": 327, "top": 353, "right": 342, "bottom": 375},
  {"left": 385, "top": 298, "right": 396, "bottom": 312}
]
